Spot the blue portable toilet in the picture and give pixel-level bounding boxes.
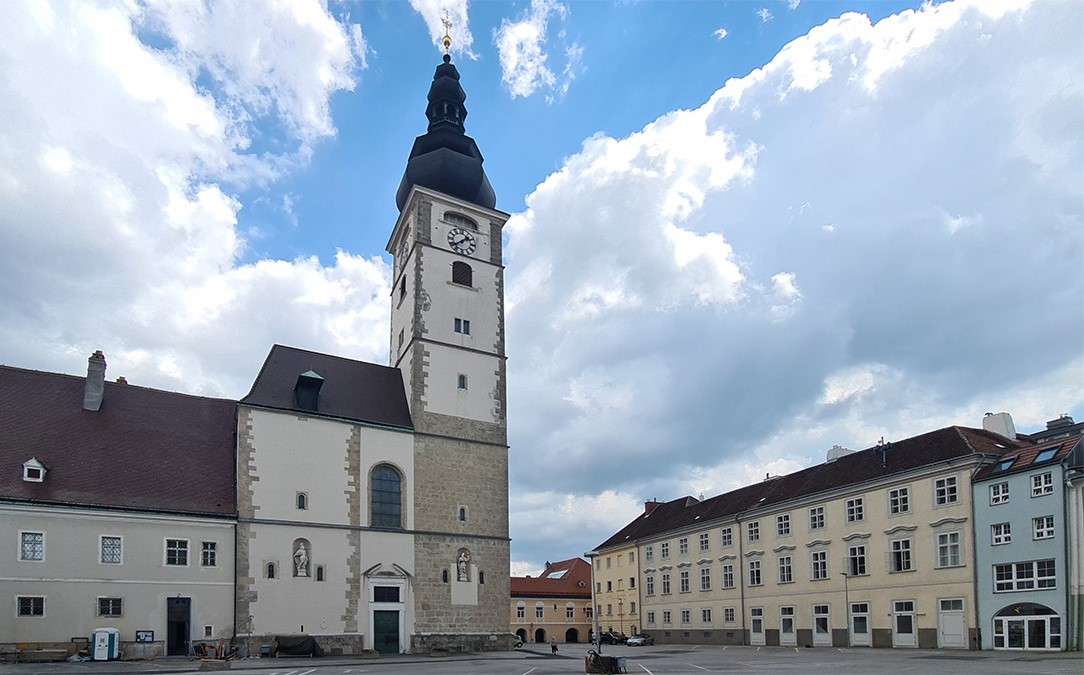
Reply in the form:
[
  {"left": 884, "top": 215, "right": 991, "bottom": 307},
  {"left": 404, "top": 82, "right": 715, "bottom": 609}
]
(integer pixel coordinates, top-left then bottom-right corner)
[{"left": 91, "top": 627, "right": 120, "bottom": 660}]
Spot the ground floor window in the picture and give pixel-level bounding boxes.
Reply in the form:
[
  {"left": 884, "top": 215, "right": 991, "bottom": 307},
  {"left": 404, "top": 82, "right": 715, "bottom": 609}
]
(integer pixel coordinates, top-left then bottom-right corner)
[
  {"left": 98, "top": 597, "right": 122, "bottom": 617},
  {"left": 17, "top": 596, "right": 44, "bottom": 617},
  {"left": 993, "top": 603, "right": 1061, "bottom": 650}
]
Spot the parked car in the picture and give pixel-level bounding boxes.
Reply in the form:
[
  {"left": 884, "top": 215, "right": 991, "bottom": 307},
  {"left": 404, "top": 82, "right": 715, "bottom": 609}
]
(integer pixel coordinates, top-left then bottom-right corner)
[
  {"left": 599, "top": 631, "right": 628, "bottom": 645},
  {"left": 626, "top": 634, "right": 654, "bottom": 646},
  {"left": 513, "top": 635, "right": 524, "bottom": 649}
]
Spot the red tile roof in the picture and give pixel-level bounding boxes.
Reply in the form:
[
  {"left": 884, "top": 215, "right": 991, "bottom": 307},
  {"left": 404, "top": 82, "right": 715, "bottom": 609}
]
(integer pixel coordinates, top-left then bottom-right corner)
[
  {"left": 973, "top": 436, "right": 1079, "bottom": 482},
  {"left": 0, "top": 365, "right": 237, "bottom": 517},
  {"left": 593, "top": 426, "right": 1024, "bottom": 552},
  {"left": 511, "top": 557, "right": 592, "bottom": 599}
]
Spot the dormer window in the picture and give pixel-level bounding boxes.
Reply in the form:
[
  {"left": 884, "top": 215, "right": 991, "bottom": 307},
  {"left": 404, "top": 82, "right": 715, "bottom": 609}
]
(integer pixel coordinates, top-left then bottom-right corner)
[
  {"left": 22, "top": 459, "right": 45, "bottom": 483},
  {"left": 294, "top": 370, "right": 324, "bottom": 412}
]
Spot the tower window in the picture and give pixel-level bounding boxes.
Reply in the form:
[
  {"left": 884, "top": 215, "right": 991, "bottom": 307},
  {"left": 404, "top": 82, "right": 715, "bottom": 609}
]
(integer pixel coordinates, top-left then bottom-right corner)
[
  {"left": 479, "top": 571, "right": 485, "bottom": 584},
  {"left": 452, "top": 261, "right": 473, "bottom": 286},
  {"left": 316, "top": 565, "right": 325, "bottom": 582},
  {"left": 296, "top": 492, "right": 308, "bottom": 510},
  {"left": 442, "top": 569, "right": 449, "bottom": 583},
  {"left": 458, "top": 506, "right": 468, "bottom": 522},
  {"left": 445, "top": 212, "right": 478, "bottom": 231},
  {"left": 398, "top": 329, "right": 405, "bottom": 350},
  {"left": 458, "top": 374, "right": 468, "bottom": 390},
  {"left": 266, "top": 562, "right": 276, "bottom": 579},
  {"left": 398, "top": 277, "right": 406, "bottom": 303},
  {"left": 454, "top": 318, "right": 471, "bottom": 335}
]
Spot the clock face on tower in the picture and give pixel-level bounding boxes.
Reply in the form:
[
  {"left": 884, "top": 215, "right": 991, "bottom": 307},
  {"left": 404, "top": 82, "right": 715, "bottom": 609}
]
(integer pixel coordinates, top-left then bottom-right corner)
[{"left": 447, "top": 228, "right": 477, "bottom": 255}]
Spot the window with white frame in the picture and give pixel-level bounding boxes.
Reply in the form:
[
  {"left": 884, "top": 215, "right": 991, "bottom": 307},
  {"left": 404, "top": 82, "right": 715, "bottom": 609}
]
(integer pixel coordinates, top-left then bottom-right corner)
[
  {"left": 1033, "top": 515, "right": 1055, "bottom": 540},
  {"left": 516, "top": 604, "right": 525, "bottom": 619},
  {"left": 22, "top": 459, "right": 45, "bottom": 482},
  {"left": 890, "top": 538, "right": 913, "bottom": 572},
  {"left": 777, "top": 513, "right": 790, "bottom": 536},
  {"left": 646, "top": 575, "right": 655, "bottom": 595},
  {"left": 201, "top": 541, "right": 217, "bottom": 567},
  {"left": 1031, "top": 472, "right": 1054, "bottom": 497},
  {"left": 567, "top": 606, "right": 575, "bottom": 619},
  {"left": 699, "top": 532, "right": 710, "bottom": 551},
  {"left": 848, "top": 545, "right": 867, "bottom": 576},
  {"left": 19, "top": 531, "right": 44, "bottom": 561},
  {"left": 536, "top": 604, "right": 545, "bottom": 619},
  {"left": 722, "top": 563, "right": 734, "bottom": 589},
  {"left": 994, "top": 559, "right": 1056, "bottom": 592},
  {"left": 165, "top": 539, "right": 189, "bottom": 566},
  {"left": 846, "top": 498, "right": 864, "bottom": 522},
  {"left": 702, "top": 608, "right": 712, "bottom": 623},
  {"left": 748, "top": 559, "right": 762, "bottom": 586},
  {"left": 630, "top": 601, "right": 635, "bottom": 614},
  {"left": 681, "top": 609, "right": 691, "bottom": 624},
  {"left": 679, "top": 537, "right": 689, "bottom": 555},
  {"left": 935, "top": 476, "right": 959, "bottom": 505},
  {"left": 724, "top": 607, "right": 735, "bottom": 623},
  {"left": 203, "top": 625, "right": 213, "bottom": 638},
  {"left": 811, "top": 550, "right": 828, "bottom": 580},
  {"left": 679, "top": 570, "right": 690, "bottom": 593},
  {"left": 661, "top": 542, "right": 670, "bottom": 559},
  {"left": 937, "top": 532, "right": 961, "bottom": 567},
  {"left": 100, "top": 535, "right": 122, "bottom": 564},
  {"left": 720, "top": 527, "right": 733, "bottom": 547},
  {"left": 809, "top": 506, "right": 825, "bottom": 530},
  {"left": 98, "top": 597, "right": 122, "bottom": 617},
  {"left": 629, "top": 551, "right": 634, "bottom": 563},
  {"left": 700, "top": 567, "right": 711, "bottom": 591},
  {"left": 748, "top": 521, "right": 760, "bottom": 542},
  {"left": 778, "top": 556, "right": 793, "bottom": 583},
  {"left": 661, "top": 573, "right": 671, "bottom": 594},
  {"left": 889, "top": 487, "right": 910, "bottom": 514},
  {"left": 645, "top": 545, "right": 654, "bottom": 561},
  {"left": 17, "top": 596, "right": 44, "bottom": 617},
  {"left": 990, "top": 481, "right": 1010, "bottom": 505},
  {"left": 663, "top": 610, "right": 672, "bottom": 624},
  {"left": 647, "top": 611, "right": 655, "bottom": 624},
  {"left": 991, "top": 523, "right": 1012, "bottom": 545},
  {"left": 453, "top": 317, "right": 471, "bottom": 335}
]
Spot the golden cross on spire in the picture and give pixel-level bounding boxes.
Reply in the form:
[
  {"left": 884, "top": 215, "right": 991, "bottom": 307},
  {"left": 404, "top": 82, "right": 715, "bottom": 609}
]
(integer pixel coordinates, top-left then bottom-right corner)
[{"left": 441, "top": 13, "right": 453, "bottom": 54}]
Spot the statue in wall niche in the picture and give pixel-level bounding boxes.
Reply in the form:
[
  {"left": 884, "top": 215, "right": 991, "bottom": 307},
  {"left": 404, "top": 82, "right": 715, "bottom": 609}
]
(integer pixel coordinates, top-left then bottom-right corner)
[
  {"left": 456, "top": 549, "right": 471, "bottom": 582},
  {"left": 294, "top": 542, "right": 309, "bottom": 577}
]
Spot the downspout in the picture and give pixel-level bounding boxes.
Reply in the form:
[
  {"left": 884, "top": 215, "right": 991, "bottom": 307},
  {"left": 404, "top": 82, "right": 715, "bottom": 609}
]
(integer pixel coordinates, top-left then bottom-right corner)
[{"left": 967, "top": 465, "right": 982, "bottom": 651}]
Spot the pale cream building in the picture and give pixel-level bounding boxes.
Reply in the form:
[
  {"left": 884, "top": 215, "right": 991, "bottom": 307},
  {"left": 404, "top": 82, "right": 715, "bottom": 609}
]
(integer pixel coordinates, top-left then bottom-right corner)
[{"left": 596, "top": 424, "right": 1023, "bottom": 649}]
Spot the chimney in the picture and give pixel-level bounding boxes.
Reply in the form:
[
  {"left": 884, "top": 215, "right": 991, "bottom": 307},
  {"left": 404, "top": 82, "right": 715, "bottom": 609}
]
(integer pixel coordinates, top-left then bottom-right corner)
[
  {"left": 983, "top": 412, "right": 1016, "bottom": 440},
  {"left": 644, "top": 499, "right": 661, "bottom": 515},
  {"left": 83, "top": 351, "right": 106, "bottom": 411},
  {"left": 825, "top": 444, "right": 854, "bottom": 463},
  {"left": 116, "top": 376, "right": 127, "bottom": 385},
  {"left": 1047, "top": 415, "right": 1074, "bottom": 430}
]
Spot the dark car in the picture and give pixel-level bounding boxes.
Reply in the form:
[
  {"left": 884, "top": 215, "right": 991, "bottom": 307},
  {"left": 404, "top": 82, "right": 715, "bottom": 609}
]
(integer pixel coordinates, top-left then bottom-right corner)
[
  {"left": 626, "top": 633, "right": 654, "bottom": 646},
  {"left": 599, "top": 631, "right": 628, "bottom": 645}
]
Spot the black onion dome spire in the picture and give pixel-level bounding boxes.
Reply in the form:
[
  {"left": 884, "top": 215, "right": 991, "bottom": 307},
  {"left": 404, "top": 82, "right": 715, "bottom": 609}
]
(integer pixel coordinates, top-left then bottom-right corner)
[{"left": 396, "top": 54, "right": 496, "bottom": 211}]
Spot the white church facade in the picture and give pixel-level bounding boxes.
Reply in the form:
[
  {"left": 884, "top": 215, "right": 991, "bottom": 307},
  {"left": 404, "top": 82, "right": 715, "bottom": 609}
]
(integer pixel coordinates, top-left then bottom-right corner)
[{"left": 1, "top": 50, "right": 512, "bottom": 657}]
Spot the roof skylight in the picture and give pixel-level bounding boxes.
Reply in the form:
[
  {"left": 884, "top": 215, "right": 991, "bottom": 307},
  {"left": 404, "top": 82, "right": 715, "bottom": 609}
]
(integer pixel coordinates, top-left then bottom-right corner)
[{"left": 1034, "top": 448, "right": 1058, "bottom": 464}]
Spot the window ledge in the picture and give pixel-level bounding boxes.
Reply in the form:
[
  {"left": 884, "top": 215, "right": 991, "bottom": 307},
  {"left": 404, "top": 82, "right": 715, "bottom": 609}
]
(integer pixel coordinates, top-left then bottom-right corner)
[
  {"left": 447, "top": 281, "right": 479, "bottom": 292},
  {"left": 889, "top": 569, "right": 916, "bottom": 574}
]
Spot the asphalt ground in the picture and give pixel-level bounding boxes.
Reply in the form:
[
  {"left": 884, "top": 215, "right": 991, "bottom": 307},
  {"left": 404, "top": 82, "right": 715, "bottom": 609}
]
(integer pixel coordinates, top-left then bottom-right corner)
[{"left": 3, "top": 645, "right": 1081, "bottom": 675}]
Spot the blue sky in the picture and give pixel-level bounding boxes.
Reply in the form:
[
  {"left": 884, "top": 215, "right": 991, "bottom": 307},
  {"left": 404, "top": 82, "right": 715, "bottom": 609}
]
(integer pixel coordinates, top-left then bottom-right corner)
[
  {"left": 239, "top": 0, "right": 917, "bottom": 264},
  {"left": 1, "top": 0, "right": 1081, "bottom": 574}
]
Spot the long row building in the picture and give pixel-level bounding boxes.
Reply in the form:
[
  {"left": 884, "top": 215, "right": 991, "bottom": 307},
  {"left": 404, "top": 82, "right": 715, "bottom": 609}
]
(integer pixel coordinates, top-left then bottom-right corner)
[{"left": 589, "top": 414, "right": 1083, "bottom": 652}]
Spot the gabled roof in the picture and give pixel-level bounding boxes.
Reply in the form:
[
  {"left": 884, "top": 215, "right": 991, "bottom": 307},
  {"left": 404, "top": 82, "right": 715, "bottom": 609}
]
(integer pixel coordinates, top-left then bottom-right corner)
[
  {"left": 973, "top": 436, "right": 1079, "bottom": 482},
  {"left": 511, "top": 558, "right": 592, "bottom": 599},
  {"left": 242, "top": 345, "right": 412, "bottom": 430},
  {"left": 593, "top": 426, "right": 1023, "bottom": 552},
  {"left": 0, "top": 365, "right": 236, "bottom": 516}
]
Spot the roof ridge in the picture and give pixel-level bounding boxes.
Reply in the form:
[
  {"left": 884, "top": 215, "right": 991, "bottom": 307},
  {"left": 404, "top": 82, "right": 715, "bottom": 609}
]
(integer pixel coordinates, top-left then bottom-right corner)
[
  {"left": 270, "top": 343, "right": 399, "bottom": 371},
  {"left": 0, "top": 364, "right": 236, "bottom": 404}
]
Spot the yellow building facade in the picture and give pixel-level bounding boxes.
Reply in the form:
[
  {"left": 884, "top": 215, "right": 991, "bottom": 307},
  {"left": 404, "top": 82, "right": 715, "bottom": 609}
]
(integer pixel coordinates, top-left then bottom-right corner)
[
  {"left": 589, "top": 542, "right": 642, "bottom": 636},
  {"left": 511, "top": 558, "right": 595, "bottom": 644}
]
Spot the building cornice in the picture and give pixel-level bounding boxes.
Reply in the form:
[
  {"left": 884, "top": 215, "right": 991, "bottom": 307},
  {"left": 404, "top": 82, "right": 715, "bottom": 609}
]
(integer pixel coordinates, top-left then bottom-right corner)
[
  {"left": 805, "top": 539, "right": 832, "bottom": 548},
  {"left": 883, "top": 525, "right": 918, "bottom": 536},
  {"left": 841, "top": 532, "right": 872, "bottom": 542}
]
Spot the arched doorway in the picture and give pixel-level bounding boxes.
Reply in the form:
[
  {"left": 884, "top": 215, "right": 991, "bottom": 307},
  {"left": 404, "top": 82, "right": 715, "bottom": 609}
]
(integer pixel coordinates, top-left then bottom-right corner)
[
  {"left": 515, "top": 629, "right": 527, "bottom": 642},
  {"left": 565, "top": 628, "right": 579, "bottom": 643},
  {"left": 534, "top": 628, "right": 546, "bottom": 644},
  {"left": 994, "top": 603, "right": 1061, "bottom": 650}
]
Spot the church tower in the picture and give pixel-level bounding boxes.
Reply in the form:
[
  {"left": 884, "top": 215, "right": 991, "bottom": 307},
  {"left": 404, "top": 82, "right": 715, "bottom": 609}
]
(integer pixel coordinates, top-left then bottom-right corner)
[{"left": 386, "top": 51, "right": 511, "bottom": 651}]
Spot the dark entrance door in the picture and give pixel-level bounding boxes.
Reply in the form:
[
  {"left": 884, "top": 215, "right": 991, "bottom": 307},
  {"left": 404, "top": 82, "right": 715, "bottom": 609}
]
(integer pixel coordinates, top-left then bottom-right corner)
[
  {"left": 373, "top": 610, "right": 399, "bottom": 654},
  {"left": 565, "top": 628, "right": 579, "bottom": 643},
  {"left": 166, "top": 597, "right": 191, "bottom": 656}
]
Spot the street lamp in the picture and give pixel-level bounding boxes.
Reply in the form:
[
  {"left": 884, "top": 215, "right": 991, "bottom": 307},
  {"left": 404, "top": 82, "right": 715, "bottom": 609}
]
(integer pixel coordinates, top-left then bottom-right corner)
[{"left": 840, "top": 572, "right": 850, "bottom": 647}]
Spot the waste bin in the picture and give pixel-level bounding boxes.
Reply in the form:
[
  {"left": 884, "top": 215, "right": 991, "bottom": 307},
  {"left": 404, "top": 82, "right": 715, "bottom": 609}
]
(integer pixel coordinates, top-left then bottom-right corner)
[{"left": 91, "top": 628, "right": 120, "bottom": 661}]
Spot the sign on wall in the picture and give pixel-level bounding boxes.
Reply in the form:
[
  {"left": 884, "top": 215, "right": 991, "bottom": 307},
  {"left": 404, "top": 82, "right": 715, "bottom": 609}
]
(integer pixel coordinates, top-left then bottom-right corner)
[{"left": 135, "top": 631, "right": 154, "bottom": 643}]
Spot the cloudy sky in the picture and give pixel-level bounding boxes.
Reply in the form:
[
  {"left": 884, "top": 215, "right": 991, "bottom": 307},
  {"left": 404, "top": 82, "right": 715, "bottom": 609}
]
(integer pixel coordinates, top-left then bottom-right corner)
[{"left": 1, "top": 0, "right": 1081, "bottom": 576}]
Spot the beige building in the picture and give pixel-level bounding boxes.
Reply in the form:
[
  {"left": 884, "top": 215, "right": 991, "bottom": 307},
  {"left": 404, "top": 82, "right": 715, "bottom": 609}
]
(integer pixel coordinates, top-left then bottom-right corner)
[
  {"left": 588, "top": 533, "right": 645, "bottom": 636},
  {"left": 595, "top": 424, "right": 1023, "bottom": 649},
  {"left": 510, "top": 558, "right": 593, "bottom": 644}
]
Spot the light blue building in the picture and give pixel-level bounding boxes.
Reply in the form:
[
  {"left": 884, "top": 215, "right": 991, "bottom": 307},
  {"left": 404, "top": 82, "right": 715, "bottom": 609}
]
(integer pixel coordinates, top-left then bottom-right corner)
[{"left": 972, "top": 432, "right": 1082, "bottom": 650}]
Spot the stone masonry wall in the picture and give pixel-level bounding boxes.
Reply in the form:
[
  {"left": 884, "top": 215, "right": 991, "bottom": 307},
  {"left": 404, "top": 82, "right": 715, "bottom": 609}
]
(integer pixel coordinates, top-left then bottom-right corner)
[
  {"left": 412, "top": 434, "right": 508, "bottom": 537},
  {"left": 412, "top": 533, "right": 511, "bottom": 637}
]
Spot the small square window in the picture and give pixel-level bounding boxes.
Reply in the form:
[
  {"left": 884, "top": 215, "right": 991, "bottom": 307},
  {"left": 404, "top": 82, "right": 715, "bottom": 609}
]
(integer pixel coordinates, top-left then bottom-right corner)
[
  {"left": 20, "top": 532, "right": 44, "bottom": 561},
  {"left": 100, "top": 536, "right": 122, "bottom": 564},
  {"left": 17, "top": 596, "right": 44, "bottom": 617},
  {"left": 201, "top": 542, "right": 217, "bottom": 567},
  {"left": 98, "top": 597, "right": 122, "bottom": 617},
  {"left": 454, "top": 318, "right": 471, "bottom": 335},
  {"left": 204, "top": 625, "right": 214, "bottom": 638},
  {"left": 165, "top": 539, "right": 189, "bottom": 566}
]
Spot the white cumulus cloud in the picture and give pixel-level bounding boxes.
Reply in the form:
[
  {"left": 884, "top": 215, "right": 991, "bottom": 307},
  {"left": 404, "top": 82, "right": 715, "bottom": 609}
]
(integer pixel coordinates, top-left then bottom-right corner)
[{"left": 494, "top": 0, "right": 580, "bottom": 100}]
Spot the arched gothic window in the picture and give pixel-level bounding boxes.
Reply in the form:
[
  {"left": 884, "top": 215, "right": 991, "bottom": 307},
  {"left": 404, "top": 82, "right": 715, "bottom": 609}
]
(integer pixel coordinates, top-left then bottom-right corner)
[
  {"left": 445, "top": 212, "right": 478, "bottom": 231},
  {"left": 371, "top": 464, "right": 403, "bottom": 528},
  {"left": 451, "top": 261, "right": 472, "bottom": 287},
  {"left": 266, "top": 562, "right": 276, "bottom": 579},
  {"left": 296, "top": 492, "right": 307, "bottom": 510}
]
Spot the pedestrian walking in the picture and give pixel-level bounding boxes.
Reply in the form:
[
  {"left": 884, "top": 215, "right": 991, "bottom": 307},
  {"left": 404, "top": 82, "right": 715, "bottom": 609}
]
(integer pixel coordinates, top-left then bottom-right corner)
[{"left": 551, "top": 639, "right": 558, "bottom": 656}]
